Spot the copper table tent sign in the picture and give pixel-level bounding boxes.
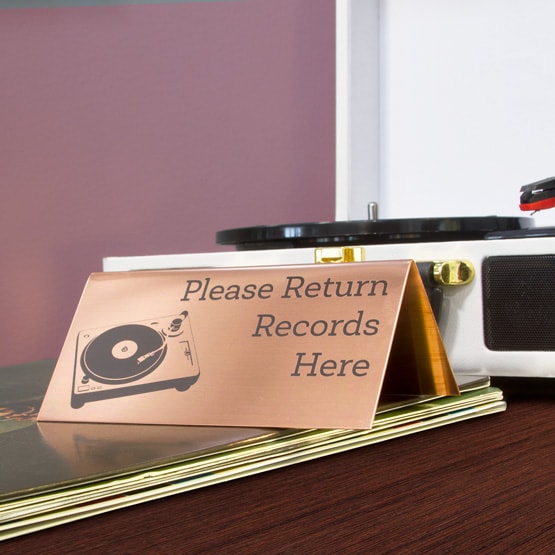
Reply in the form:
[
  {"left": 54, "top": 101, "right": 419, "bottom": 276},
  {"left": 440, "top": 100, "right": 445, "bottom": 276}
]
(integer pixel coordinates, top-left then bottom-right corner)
[{"left": 38, "top": 261, "right": 459, "bottom": 429}]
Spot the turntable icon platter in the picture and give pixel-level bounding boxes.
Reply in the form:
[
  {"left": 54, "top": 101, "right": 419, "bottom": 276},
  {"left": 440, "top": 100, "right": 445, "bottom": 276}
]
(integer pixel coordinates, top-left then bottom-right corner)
[{"left": 81, "top": 324, "right": 167, "bottom": 384}]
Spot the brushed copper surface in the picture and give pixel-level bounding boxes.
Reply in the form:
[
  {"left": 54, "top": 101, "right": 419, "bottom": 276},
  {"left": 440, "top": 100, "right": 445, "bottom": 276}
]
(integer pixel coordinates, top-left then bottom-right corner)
[{"left": 39, "top": 261, "right": 456, "bottom": 430}]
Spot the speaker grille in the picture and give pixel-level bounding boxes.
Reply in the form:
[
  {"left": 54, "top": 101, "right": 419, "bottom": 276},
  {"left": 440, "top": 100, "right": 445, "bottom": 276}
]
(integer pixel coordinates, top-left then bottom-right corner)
[{"left": 482, "top": 255, "right": 555, "bottom": 351}]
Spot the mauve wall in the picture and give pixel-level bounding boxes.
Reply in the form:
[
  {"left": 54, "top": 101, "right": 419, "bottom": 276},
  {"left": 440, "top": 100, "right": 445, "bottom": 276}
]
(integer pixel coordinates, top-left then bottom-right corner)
[{"left": 1, "top": 0, "right": 335, "bottom": 367}]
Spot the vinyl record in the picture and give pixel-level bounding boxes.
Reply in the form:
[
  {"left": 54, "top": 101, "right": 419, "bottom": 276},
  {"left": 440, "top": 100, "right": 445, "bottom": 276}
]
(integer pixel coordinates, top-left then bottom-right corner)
[
  {"left": 216, "top": 216, "right": 534, "bottom": 250},
  {"left": 81, "top": 324, "right": 167, "bottom": 384}
]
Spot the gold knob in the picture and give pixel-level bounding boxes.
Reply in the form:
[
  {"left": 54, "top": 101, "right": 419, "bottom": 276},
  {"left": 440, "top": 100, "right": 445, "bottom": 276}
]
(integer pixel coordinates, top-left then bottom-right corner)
[
  {"left": 432, "top": 260, "right": 475, "bottom": 285},
  {"left": 314, "top": 247, "right": 365, "bottom": 264}
]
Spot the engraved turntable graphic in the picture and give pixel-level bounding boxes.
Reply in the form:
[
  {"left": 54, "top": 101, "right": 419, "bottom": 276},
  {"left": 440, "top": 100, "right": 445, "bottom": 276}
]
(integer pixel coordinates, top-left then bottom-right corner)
[{"left": 71, "top": 311, "right": 200, "bottom": 409}]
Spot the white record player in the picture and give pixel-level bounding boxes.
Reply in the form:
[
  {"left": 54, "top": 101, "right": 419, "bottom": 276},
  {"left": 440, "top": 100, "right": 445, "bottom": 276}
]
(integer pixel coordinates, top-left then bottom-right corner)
[{"left": 104, "top": 208, "right": 555, "bottom": 381}]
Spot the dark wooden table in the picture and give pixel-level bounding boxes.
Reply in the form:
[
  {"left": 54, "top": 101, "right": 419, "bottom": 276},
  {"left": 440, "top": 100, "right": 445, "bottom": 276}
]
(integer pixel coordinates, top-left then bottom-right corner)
[{"left": 2, "top": 391, "right": 553, "bottom": 554}]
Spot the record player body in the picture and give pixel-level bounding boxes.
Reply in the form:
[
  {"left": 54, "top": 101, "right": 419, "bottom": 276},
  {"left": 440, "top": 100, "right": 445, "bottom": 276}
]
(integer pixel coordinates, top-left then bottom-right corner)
[{"left": 103, "top": 216, "right": 555, "bottom": 379}]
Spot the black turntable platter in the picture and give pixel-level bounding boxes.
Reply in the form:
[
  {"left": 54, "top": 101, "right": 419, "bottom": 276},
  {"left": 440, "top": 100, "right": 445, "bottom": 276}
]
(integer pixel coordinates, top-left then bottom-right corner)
[
  {"left": 81, "top": 324, "right": 167, "bottom": 384},
  {"left": 216, "top": 216, "right": 534, "bottom": 250}
]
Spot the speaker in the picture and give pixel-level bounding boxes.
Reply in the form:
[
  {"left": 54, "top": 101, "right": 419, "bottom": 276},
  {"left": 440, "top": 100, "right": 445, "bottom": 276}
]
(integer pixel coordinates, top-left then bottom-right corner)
[{"left": 483, "top": 255, "right": 555, "bottom": 351}]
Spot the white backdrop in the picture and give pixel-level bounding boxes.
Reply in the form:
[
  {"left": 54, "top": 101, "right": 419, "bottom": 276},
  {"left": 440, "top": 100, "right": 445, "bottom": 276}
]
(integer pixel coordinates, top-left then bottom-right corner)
[{"left": 337, "top": 0, "right": 555, "bottom": 228}]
